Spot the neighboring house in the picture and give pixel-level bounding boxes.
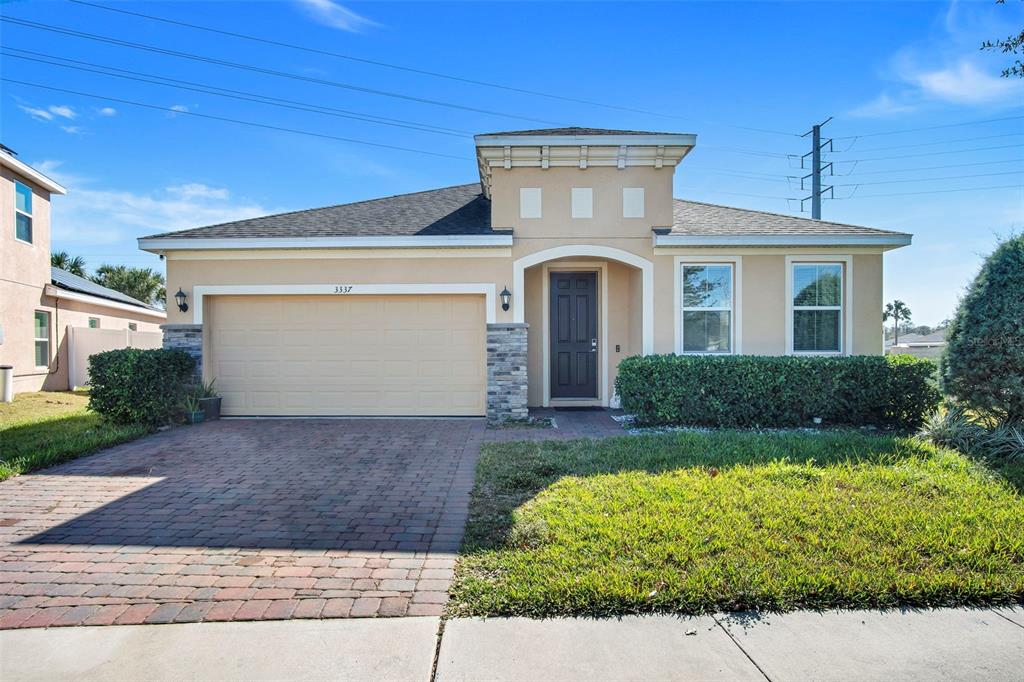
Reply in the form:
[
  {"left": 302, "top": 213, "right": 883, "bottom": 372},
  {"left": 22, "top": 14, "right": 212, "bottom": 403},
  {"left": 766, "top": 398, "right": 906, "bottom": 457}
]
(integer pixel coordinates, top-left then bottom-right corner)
[
  {"left": 886, "top": 329, "right": 947, "bottom": 360},
  {"left": 139, "top": 127, "right": 912, "bottom": 420},
  {"left": 0, "top": 146, "right": 166, "bottom": 394}
]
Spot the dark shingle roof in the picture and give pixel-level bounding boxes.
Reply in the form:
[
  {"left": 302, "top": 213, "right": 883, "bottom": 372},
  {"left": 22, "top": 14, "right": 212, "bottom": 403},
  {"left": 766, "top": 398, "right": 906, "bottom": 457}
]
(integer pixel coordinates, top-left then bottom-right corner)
[
  {"left": 479, "top": 127, "right": 681, "bottom": 137},
  {"left": 670, "top": 199, "right": 909, "bottom": 237},
  {"left": 144, "top": 184, "right": 496, "bottom": 240},
  {"left": 143, "top": 183, "right": 906, "bottom": 243},
  {"left": 51, "top": 267, "right": 163, "bottom": 311}
]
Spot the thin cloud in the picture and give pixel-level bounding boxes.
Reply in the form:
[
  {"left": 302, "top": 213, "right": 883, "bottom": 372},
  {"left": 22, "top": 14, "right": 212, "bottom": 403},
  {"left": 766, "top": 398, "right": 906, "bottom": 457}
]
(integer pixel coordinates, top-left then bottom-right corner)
[
  {"left": 294, "top": 0, "right": 378, "bottom": 32},
  {"left": 849, "top": 0, "right": 1024, "bottom": 118},
  {"left": 97, "top": 107, "right": 118, "bottom": 117},
  {"left": 35, "top": 162, "right": 274, "bottom": 246},
  {"left": 849, "top": 93, "right": 917, "bottom": 118},
  {"left": 167, "top": 183, "right": 230, "bottom": 200},
  {"left": 49, "top": 105, "right": 76, "bottom": 120},
  {"left": 909, "top": 60, "right": 1019, "bottom": 105},
  {"left": 61, "top": 126, "right": 84, "bottom": 135},
  {"left": 19, "top": 105, "right": 54, "bottom": 121}
]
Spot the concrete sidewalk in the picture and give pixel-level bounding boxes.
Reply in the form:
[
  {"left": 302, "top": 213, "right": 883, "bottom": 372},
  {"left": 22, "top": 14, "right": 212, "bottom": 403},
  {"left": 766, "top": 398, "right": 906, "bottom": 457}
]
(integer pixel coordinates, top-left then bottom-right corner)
[
  {"left": 437, "top": 608, "right": 1024, "bottom": 681},
  {"left": 1, "top": 607, "right": 1021, "bottom": 681},
  {"left": 0, "top": 616, "right": 440, "bottom": 682}
]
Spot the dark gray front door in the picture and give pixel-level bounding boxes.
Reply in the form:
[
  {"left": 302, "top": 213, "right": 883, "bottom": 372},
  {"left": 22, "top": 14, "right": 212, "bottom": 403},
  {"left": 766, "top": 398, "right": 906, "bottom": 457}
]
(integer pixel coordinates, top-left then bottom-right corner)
[{"left": 550, "top": 272, "right": 598, "bottom": 399}]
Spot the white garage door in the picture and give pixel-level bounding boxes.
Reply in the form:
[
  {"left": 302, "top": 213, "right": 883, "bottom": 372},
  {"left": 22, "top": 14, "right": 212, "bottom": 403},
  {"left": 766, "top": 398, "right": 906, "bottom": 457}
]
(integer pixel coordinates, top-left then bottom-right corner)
[{"left": 207, "top": 294, "right": 486, "bottom": 416}]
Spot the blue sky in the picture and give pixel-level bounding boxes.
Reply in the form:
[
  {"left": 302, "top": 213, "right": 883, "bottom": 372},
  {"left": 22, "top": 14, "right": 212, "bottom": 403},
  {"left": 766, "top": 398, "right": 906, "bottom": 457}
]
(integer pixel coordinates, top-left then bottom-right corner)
[{"left": 2, "top": 0, "right": 1022, "bottom": 325}]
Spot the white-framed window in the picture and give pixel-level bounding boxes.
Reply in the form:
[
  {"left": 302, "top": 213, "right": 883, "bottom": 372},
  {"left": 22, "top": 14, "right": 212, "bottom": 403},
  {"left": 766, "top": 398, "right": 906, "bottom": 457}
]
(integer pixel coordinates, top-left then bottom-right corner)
[
  {"left": 623, "top": 187, "right": 644, "bottom": 218},
  {"left": 34, "top": 311, "right": 50, "bottom": 368},
  {"left": 15, "top": 181, "right": 33, "bottom": 244},
  {"left": 571, "top": 187, "right": 592, "bottom": 219},
  {"left": 519, "top": 187, "right": 542, "bottom": 219},
  {"left": 681, "top": 263, "right": 734, "bottom": 353},
  {"left": 88, "top": 317, "right": 100, "bottom": 329},
  {"left": 791, "top": 262, "right": 843, "bottom": 353},
  {"left": 128, "top": 323, "right": 138, "bottom": 332}
]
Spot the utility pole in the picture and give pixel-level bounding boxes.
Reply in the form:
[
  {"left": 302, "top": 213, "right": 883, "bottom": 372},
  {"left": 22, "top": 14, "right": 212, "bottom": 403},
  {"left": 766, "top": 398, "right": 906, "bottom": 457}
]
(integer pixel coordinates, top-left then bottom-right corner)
[{"left": 801, "top": 117, "right": 833, "bottom": 219}]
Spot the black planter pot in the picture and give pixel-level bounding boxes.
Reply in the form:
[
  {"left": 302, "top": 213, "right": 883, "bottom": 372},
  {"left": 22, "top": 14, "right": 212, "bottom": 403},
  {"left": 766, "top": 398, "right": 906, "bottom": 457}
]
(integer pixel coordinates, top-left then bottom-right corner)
[{"left": 199, "top": 396, "right": 222, "bottom": 420}]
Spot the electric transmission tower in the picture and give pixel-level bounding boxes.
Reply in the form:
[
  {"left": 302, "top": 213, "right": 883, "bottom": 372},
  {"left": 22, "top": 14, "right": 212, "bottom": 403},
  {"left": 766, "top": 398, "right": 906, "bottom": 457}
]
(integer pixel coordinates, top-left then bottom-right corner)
[{"left": 801, "top": 117, "right": 834, "bottom": 219}]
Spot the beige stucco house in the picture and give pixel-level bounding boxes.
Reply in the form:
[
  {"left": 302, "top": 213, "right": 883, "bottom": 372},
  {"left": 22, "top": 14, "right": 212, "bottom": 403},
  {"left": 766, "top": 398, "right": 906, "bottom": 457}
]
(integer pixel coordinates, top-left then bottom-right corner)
[
  {"left": 140, "top": 128, "right": 911, "bottom": 420},
  {"left": 1, "top": 147, "right": 166, "bottom": 394}
]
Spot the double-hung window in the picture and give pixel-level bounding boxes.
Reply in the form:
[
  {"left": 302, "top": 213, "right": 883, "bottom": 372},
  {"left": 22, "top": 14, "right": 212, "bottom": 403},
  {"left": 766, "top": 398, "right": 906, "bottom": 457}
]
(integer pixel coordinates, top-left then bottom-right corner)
[
  {"left": 15, "top": 181, "right": 33, "bottom": 243},
  {"left": 681, "top": 263, "right": 733, "bottom": 353},
  {"left": 34, "top": 311, "right": 50, "bottom": 368},
  {"left": 791, "top": 263, "right": 843, "bottom": 353}
]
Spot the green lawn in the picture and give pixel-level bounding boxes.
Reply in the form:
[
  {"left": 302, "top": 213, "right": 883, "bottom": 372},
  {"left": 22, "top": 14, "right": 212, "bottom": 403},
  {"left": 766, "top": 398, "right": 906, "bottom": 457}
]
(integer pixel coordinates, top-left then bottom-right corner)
[
  {"left": 0, "top": 392, "right": 150, "bottom": 481},
  {"left": 449, "top": 431, "right": 1024, "bottom": 617}
]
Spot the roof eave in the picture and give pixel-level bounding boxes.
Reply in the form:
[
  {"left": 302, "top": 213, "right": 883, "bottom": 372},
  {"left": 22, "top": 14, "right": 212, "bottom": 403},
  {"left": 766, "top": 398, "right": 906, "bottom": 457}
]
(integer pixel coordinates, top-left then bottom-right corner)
[
  {"left": 44, "top": 283, "right": 166, "bottom": 318},
  {"left": 1, "top": 154, "right": 67, "bottom": 194},
  {"left": 653, "top": 233, "right": 912, "bottom": 249},
  {"left": 138, "top": 233, "right": 514, "bottom": 253},
  {"left": 474, "top": 133, "right": 697, "bottom": 148}
]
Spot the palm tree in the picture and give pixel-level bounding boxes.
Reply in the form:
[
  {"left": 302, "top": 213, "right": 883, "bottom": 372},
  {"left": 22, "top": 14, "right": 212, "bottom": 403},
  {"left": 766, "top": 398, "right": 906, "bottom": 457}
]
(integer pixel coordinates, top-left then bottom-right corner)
[
  {"left": 883, "top": 300, "right": 912, "bottom": 345},
  {"left": 50, "top": 251, "right": 87, "bottom": 277},
  {"left": 91, "top": 265, "right": 166, "bottom": 306}
]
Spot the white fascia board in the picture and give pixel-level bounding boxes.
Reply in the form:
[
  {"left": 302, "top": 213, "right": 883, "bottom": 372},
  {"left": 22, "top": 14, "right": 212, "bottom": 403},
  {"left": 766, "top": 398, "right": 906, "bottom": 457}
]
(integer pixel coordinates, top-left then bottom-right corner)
[
  {"left": 474, "top": 134, "right": 697, "bottom": 148},
  {"left": 44, "top": 284, "right": 167, "bottom": 318},
  {"left": 1, "top": 154, "right": 67, "bottom": 195},
  {"left": 654, "top": 233, "right": 912, "bottom": 248},
  {"left": 138, "top": 234, "right": 513, "bottom": 253}
]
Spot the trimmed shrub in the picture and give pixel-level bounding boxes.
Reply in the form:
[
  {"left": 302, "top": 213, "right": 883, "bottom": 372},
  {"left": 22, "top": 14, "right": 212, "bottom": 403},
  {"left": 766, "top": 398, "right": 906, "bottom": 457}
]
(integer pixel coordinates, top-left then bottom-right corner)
[
  {"left": 88, "top": 348, "right": 196, "bottom": 426},
  {"left": 941, "top": 235, "right": 1024, "bottom": 422},
  {"left": 615, "top": 354, "right": 939, "bottom": 429}
]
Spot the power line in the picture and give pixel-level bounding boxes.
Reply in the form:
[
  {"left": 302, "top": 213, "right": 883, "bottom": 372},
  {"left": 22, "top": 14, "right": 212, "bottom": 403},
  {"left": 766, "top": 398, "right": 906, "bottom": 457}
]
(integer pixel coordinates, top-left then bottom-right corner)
[
  {"left": 3, "top": 48, "right": 472, "bottom": 138},
  {"left": 839, "top": 184, "right": 1022, "bottom": 199},
  {"left": 1, "top": 78, "right": 473, "bottom": 160},
  {"left": 0, "top": 16, "right": 562, "bottom": 126},
  {"left": 833, "top": 170, "right": 1023, "bottom": 187},
  {"left": 832, "top": 143, "right": 1024, "bottom": 163},
  {"left": 67, "top": 0, "right": 801, "bottom": 138},
  {"left": 839, "top": 158, "right": 1024, "bottom": 176},
  {"left": 835, "top": 115, "right": 1024, "bottom": 140},
  {"left": 848, "top": 132, "right": 1024, "bottom": 153}
]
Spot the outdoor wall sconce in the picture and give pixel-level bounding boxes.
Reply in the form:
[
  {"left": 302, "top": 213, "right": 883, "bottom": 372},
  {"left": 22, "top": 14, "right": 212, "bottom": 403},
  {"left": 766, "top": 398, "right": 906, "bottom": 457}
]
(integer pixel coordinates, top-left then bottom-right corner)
[
  {"left": 174, "top": 288, "right": 189, "bottom": 313},
  {"left": 500, "top": 286, "right": 511, "bottom": 312}
]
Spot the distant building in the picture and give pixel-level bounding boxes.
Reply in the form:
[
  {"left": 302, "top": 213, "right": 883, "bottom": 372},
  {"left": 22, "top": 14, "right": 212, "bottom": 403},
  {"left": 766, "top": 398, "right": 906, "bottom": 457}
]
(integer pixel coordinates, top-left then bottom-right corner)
[{"left": 885, "top": 329, "right": 947, "bottom": 360}]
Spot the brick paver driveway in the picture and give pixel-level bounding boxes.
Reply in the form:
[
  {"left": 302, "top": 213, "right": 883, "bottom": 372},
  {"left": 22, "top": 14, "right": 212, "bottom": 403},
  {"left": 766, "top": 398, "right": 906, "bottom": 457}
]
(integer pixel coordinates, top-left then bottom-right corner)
[{"left": 0, "top": 418, "right": 482, "bottom": 628}]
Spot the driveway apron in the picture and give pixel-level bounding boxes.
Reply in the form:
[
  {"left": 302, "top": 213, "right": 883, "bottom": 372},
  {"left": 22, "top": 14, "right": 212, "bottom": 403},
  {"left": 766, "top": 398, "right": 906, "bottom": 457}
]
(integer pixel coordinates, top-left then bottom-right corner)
[{"left": 0, "top": 418, "right": 481, "bottom": 628}]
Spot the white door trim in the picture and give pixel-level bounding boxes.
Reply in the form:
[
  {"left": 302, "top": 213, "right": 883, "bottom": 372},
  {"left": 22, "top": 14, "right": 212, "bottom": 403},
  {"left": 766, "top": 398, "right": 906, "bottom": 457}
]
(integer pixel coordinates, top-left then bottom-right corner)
[
  {"left": 513, "top": 245, "right": 653, "bottom": 354},
  {"left": 191, "top": 283, "right": 497, "bottom": 325},
  {"left": 541, "top": 262, "right": 609, "bottom": 407}
]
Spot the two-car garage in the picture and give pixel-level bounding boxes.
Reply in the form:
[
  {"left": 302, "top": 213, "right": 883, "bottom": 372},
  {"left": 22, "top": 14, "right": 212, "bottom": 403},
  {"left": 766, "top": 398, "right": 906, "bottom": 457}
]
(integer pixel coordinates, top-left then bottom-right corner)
[{"left": 206, "top": 294, "right": 487, "bottom": 417}]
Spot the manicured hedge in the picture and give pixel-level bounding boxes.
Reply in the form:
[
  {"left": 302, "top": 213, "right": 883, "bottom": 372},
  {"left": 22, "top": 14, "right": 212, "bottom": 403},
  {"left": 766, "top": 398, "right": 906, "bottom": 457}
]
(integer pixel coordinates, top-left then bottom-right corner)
[
  {"left": 88, "top": 348, "right": 196, "bottom": 426},
  {"left": 615, "top": 354, "right": 939, "bottom": 429}
]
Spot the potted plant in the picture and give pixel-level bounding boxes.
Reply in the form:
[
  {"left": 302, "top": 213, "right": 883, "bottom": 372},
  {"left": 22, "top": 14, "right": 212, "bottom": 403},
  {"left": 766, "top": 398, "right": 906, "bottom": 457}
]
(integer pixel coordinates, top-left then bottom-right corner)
[
  {"left": 183, "top": 392, "right": 204, "bottom": 424},
  {"left": 197, "top": 379, "right": 222, "bottom": 421}
]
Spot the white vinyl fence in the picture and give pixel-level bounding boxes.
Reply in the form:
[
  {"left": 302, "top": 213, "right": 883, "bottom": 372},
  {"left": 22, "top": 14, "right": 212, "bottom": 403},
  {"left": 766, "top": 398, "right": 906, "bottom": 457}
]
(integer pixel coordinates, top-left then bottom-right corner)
[{"left": 67, "top": 326, "right": 163, "bottom": 390}]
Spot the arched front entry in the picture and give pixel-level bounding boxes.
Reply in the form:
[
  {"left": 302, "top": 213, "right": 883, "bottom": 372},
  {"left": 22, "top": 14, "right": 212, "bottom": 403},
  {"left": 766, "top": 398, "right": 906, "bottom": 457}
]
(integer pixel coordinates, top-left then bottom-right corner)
[{"left": 512, "top": 245, "right": 654, "bottom": 407}]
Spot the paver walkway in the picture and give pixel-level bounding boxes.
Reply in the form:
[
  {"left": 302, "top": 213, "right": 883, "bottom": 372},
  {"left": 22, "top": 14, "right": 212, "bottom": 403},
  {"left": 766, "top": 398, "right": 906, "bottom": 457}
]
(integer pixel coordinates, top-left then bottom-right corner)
[{"left": 0, "top": 418, "right": 482, "bottom": 627}]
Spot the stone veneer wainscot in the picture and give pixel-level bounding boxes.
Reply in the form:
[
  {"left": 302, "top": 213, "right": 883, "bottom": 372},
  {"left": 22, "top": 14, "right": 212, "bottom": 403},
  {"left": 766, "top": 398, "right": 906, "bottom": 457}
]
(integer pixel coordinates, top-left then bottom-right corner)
[
  {"left": 162, "top": 324, "right": 203, "bottom": 380},
  {"left": 486, "top": 322, "right": 528, "bottom": 422}
]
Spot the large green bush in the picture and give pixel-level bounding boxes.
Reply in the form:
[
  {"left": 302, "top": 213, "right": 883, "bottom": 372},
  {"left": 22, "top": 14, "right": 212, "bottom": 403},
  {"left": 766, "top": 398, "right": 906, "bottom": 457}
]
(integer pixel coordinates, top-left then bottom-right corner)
[
  {"left": 615, "top": 354, "right": 939, "bottom": 429},
  {"left": 941, "top": 235, "right": 1024, "bottom": 422},
  {"left": 88, "top": 348, "right": 196, "bottom": 426}
]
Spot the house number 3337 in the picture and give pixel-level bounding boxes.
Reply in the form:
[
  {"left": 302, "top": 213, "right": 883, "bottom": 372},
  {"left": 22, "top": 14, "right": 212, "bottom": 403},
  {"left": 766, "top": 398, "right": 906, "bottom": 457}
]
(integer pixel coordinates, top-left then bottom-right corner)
[{"left": 333, "top": 285, "right": 354, "bottom": 293}]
